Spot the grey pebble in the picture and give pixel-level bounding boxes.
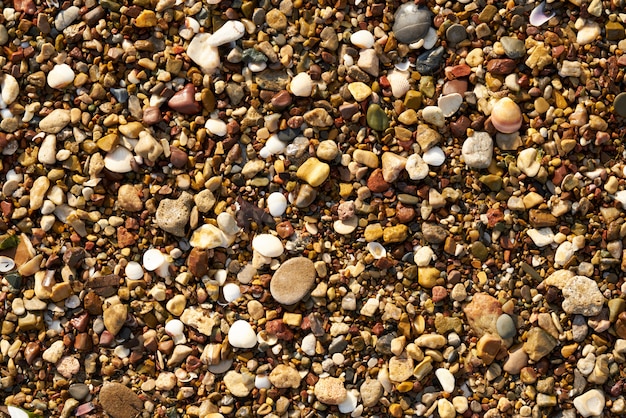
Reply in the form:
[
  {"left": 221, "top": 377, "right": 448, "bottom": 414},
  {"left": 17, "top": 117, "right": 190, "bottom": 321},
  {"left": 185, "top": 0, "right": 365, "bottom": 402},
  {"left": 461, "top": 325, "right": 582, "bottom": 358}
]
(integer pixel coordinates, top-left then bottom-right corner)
[
  {"left": 392, "top": 3, "right": 432, "bottom": 44},
  {"left": 496, "top": 314, "right": 516, "bottom": 339}
]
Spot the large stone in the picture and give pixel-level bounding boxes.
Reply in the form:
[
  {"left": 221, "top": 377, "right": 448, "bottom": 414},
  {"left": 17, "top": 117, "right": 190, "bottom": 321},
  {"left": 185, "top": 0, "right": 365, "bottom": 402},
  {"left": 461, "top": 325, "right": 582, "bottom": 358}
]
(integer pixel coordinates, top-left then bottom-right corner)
[
  {"left": 462, "top": 132, "right": 493, "bottom": 169},
  {"left": 269, "top": 364, "right": 302, "bottom": 389},
  {"left": 562, "top": 275, "right": 605, "bottom": 316},
  {"left": 155, "top": 192, "right": 194, "bottom": 236},
  {"left": 270, "top": 257, "right": 317, "bottom": 305},
  {"left": 99, "top": 383, "right": 143, "bottom": 418},
  {"left": 314, "top": 377, "right": 347, "bottom": 405},
  {"left": 523, "top": 327, "right": 557, "bottom": 361},
  {"left": 463, "top": 293, "right": 502, "bottom": 337}
]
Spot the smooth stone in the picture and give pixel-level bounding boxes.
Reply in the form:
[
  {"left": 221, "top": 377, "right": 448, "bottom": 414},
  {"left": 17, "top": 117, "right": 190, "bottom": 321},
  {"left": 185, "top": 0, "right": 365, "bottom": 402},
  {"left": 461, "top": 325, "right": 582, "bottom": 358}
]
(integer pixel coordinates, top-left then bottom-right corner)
[
  {"left": 316, "top": 140, "right": 339, "bottom": 161},
  {"left": 290, "top": 72, "right": 313, "bottom": 97},
  {"left": 206, "top": 20, "right": 245, "bottom": 46},
  {"left": 405, "top": 154, "right": 429, "bottom": 180},
  {"left": 270, "top": 257, "right": 316, "bottom": 305},
  {"left": 614, "top": 92, "right": 626, "bottom": 117},
  {"left": 360, "top": 379, "right": 383, "bottom": 407},
  {"left": 0, "top": 74, "right": 19, "bottom": 106},
  {"left": 381, "top": 152, "right": 407, "bottom": 182},
  {"left": 351, "top": 30, "right": 375, "bottom": 49},
  {"left": 296, "top": 157, "right": 330, "bottom": 187},
  {"left": 422, "top": 105, "right": 444, "bottom": 127},
  {"left": 435, "top": 368, "right": 455, "bottom": 393},
  {"left": 228, "top": 320, "right": 257, "bottom": 348},
  {"left": 47, "top": 64, "right": 75, "bottom": 89},
  {"left": 39, "top": 109, "right": 71, "bottom": 133},
  {"left": 168, "top": 84, "right": 201, "bottom": 114},
  {"left": 68, "top": 383, "right": 90, "bottom": 401},
  {"left": 187, "top": 33, "right": 220, "bottom": 74},
  {"left": 99, "top": 383, "right": 143, "bottom": 418},
  {"left": 562, "top": 275, "right": 605, "bottom": 317},
  {"left": 500, "top": 36, "right": 525, "bottom": 59},
  {"left": 496, "top": 314, "right": 516, "bottom": 339},
  {"left": 252, "top": 234, "right": 284, "bottom": 258},
  {"left": 104, "top": 147, "right": 134, "bottom": 173},
  {"left": 338, "top": 390, "right": 358, "bottom": 414},
  {"left": 366, "top": 104, "right": 389, "bottom": 131},
  {"left": 267, "top": 192, "right": 287, "bottom": 217},
  {"left": 573, "top": 389, "right": 605, "bottom": 417},
  {"left": 462, "top": 131, "right": 493, "bottom": 169},
  {"left": 527, "top": 228, "right": 554, "bottom": 247},
  {"left": 357, "top": 48, "right": 379, "bottom": 76},
  {"left": 445, "top": 24, "right": 466, "bottom": 44},
  {"left": 464, "top": 293, "right": 502, "bottom": 337},
  {"left": 334, "top": 216, "right": 358, "bottom": 235},
  {"left": 576, "top": 20, "right": 601, "bottom": 45},
  {"left": 523, "top": 327, "right": 557, "bottom": 361},
  {"left": 422, "top": 146, "right": 445, "bottom": 166},
  {"left": 393, "top": 3, "right": 432, "bottom": 44},
  {"left": 54, "top": 6, "right": 79, "bottom": 31},
  {"left": 348, "top": 82, "right": 372, "bottom": 102}
]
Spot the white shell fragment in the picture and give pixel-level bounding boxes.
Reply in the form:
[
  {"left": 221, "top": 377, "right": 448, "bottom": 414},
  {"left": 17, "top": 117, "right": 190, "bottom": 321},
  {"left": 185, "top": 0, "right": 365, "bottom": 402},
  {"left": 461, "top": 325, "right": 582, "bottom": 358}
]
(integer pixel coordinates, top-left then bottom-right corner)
[
  {"left": 223, "top": 283, "right": 242, "bottom": 302},
  {"left": 367, "top": 242, "right": 387, "bottom": 259},
  {"left": 387, "top": 70, "right": 411, "bottom": 98},
  {"left": 529, "top": 1, "right": 555, "bottom": 27},
  {"left": 252, "top": 234, "right": 284, "bottom": 258},
  {"left": 165, "top": 319, "right": 186, "bottom": 344},
  {"left": 47, "top": 64, "right": 75, "bottom": 89},
  {"left": 205, "top": 119, "right": 228, "bottom": 136},
  {"left": 435, "top": 368, "right": 455, "bottom": 393},
  {"left": 143, "top": 248, "right": 166, "bottom": 271},
  {"left": 125, "top": 261, "right": 144, "bottom": 280},
  {"left": 0, "top": 256, "right": 15, "bottom": 273},
  {"left": 104, "top": 146, "right": 134, "bottom": 173},
  {"left": 206, "top": 20, "right": 245, "bottom": 47},
  {"left": 350, "top": 30, "right": 375, "bottom": 49},
  {"left": 422, "top": 147, "right": 446, "bottom": 166},
  {"left": 229, "top": 320, "right": 257, "bottom": 348}
]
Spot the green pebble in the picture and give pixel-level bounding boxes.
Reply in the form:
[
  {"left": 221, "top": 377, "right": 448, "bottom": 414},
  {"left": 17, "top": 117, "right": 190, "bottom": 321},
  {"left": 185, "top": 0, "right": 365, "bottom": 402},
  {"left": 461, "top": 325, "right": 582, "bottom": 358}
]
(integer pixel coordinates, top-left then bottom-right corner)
[{"left": 366, "top": 104, "right": 389, "bottom": 132}]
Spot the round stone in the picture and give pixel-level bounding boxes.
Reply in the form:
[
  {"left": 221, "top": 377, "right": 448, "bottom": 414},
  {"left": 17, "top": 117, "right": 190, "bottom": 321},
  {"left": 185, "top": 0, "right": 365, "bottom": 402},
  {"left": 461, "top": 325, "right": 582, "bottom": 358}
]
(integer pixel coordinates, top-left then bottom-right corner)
[
  {"left": 366, "top": 104, "right": 389, "bottom": 131},
  {"left": 393, "top": 3, "right": 432, "bottom": 44},
  {"left": 252, "top": 234, "right": 284, "bottom": 258},
  {"left": 228, "top": 320, "right": 257, "bottom": 348},
  {"left": 446, "top": 24, "right": 467, "bottom": 44},
  {"left": 270, "top": 257, "right": 317, "bottom": 305},
  {"left": 614, "top": 92, "right": 626, "bottom": 117},
  {"left": 496, "top": 314, "right": 516, "bottom": 339}
]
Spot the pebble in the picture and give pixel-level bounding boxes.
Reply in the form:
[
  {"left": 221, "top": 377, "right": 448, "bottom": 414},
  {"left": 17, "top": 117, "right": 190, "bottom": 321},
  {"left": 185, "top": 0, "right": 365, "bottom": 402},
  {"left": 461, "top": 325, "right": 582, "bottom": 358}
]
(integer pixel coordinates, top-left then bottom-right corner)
[
  {"left": 350, "top": 30, "right": 375, "bottom": 49},
  {"left": 562, "top": 276, "right": 605, "bottom": 317},
  {"left": 290, "top": 72, "right": 313, "bottom": 97},
  {"left": 206, "top": 20, "right": 245, "bottom": 47},
  {"left": 103, "top": 303, "right": 127, "bottom": 336},
  {"left": 435, "top": 368, "right": 455, "bottom": 393},
  {"left": 39, "top": 109, "right": 71, "bottom": 133},
  {"left": 573, "top": 389, "right": 605, "bottom": 417},
  {"left": 228, "top": 320, "right": 257, "bottom": 348},
  {"left": 393, "top": 3, "right": 432, "bottom": 44},
  {"left": 0, "top": 74, "right": 19, "bottom": 107},
  {"left": 104, "top": 146, "right": 134, "bottom": 173},
  {"left": 296, "top": 157, "right": 330, "bottom": 187},
  {"left": 496, "top": 314, "right": 516, "bottom": 339},
  {"left": 189, "top": 224, "right": 228, "bottom": 249},
  {"left": 462, "top": 131, "right": 493, "bottom": 169},
  {"left": 252, "top": 234, "right": 284, "bottom": 258},
  {"left": 99, "top": 383, "right": 143, "bottom": 418},
  {"left": 614, "top": 92, "right": 626, "bottom": 117},
  {"left": 267, "top": 192, "right": 287, "bottom": 217},
  {"left": 270, "top": 257, "right": 317, "bottom": 305},
  {"left": 422, "top": 106, "right": 444, "bottom": 127},
  {"left": 268, "top": 364, "right": 301, "bottom": 389},
  {"left": 406, "top": 154, "right": 429, "bottom": 180},
  {"left": 438, "top": 93, "right": 463, "bottom": 117},
  {"left": 360, "top": 379, "right": 384, "bottom": 407},
  {"left": 422, "top": 146, "right": 446, "bottom": 167},
  {"left": 47, "top": 64, "right": 75, "bottom": 89},
  {"left": 223, "top": 370, "right": 254, "bottom": 397},
  {"left": 366, "top": 104, "right": 389, "bottom": 131},
  {"left": 314, "top": 377, "right": 347, "bottom": 405},
  {"left": 155, "top": 192, "right": 193, "bottom": 237},
  {"left": 187, "top": 33, "right": 220, "bottom": 74}
]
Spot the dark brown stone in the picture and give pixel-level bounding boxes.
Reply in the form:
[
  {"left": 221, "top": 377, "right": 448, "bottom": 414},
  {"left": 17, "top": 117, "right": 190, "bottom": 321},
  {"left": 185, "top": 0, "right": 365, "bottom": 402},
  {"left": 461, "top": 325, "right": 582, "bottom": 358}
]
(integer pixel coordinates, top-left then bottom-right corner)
[
  {"left": 84, "top": 291, "right": 103, "bottom": 315},
  {"left": 63, "top": 247, "right": 87, "bottom": 268},
  {"left": 142, "top": 106, "right": 162, "bottom": 125},
  {"left": 187, "top": 247, "right": 208, "bottom": 277},
  {"left": 486, "top": 59, "right": 517, "bottom": 75},
  {"left": 85, "top": 274, "right": 120, "bottom": 297},
  {"left": 99, "top": 383, "right": 143, "bottom": 418},
  {"left": 367, "top": 168, "right": 390, "bottom": 193},
  {"left": 528, "top": 209, "right": 558, "bottom": 227},
  {"left": 270, "top": 90, "right": 292, "bottom": 109},
  {"left": 169, "top": 146, "right": 188, "bottom": 168}
]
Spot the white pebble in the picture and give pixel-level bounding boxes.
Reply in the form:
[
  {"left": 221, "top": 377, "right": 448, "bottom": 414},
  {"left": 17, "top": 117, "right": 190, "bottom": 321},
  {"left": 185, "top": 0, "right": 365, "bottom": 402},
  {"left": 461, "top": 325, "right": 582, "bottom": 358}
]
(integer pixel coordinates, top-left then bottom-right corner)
[
  {"left": 125, "top": 261, "right": 144, "bottom": 280},
  {"left": 47, "top": 64, "right": 75, "bottom": 89},
  {"left": 527, "top": 228, "right": 555, "bottom": 247},
  {"left": 205, "top": 119, "right": 227, "bottom": 136},
  {"left": 187, "top": 33, "right": 220, "bottom": 74},
  {"left": 422, "top": 147, "right": 446, "bottom": 166},
  {"left": 267, "top": 192, "right": 287, "bottom": 217},
  {"left": 252, "top": 234, "right": 284, "bottom": 258},
  {"left": 350, "top": 30, "right": 375, "bottom": 49},
  {"left": 0, "top": 74, "right": 19, "bottom": 107},
  {"left": 165, "top": 319, "right": 186, "bottom": 344},
  {"left": 333, "top": 216, "right": 358, "bottom": 235},
  {"left": 422, "top": 106, "right": 445, "bottom": 127},
  {"left": 338, "top": 389, "right": 359, "bottom": 414},
  {"left": 301, "top": 333, "right": 316, "bottom": 356},
  {"left": 573, "top": 389, "right": 605, "bottom": 417},
  {"left": 143, "top": 248, "right": 166, "bottom": 271},
  {"left": 38, "top": 134, "right": 57, "bottom": 165},
  {"left": 228, "top": 320, "right": 257, "bottom": 348},
  {"left": 422, "top": 27, "right": 438, "bottom": 50},
  {"left": 290, "top": 72, "right": 313, "bottom": 97},
  {"left": 414, "top": 246, "right": 434, "bottom": 266},
  {"left": 435, "top": 368, "right": 455, "bottom": 393},
  {"left": 223, "top": 283, "right": 241, "bottom": 302},
  {"left": 255, "top": 375, "right": 271, "bottom": 389},
  {"left": 405, "top": 154, "right": 429, "bottom": 180},
  {"left": 259, "top": 134, "right": 286, "bottom": 158},
  {"left": 438, "top": 93, "right": 463, "bottom": 117},
  {"left": 206, "top": 20, "right": 245, "bottom": 47},
  {"left": 217, "top": 212, "right": 240, "bottom": 236}
]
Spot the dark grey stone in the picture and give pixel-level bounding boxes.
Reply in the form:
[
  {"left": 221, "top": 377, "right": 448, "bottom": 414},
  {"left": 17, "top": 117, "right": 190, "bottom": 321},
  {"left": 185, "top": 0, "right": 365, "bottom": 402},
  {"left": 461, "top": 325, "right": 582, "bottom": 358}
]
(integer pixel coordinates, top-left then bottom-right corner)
[{"left": 393, "top": 3, "right": 432, "bottom": 44}]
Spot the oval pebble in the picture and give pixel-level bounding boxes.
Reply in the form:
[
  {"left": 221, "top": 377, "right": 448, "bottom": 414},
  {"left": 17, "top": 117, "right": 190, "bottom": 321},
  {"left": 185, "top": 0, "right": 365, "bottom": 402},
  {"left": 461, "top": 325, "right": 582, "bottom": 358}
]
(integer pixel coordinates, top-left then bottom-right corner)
[
  {"left": 267, "top": 192, "right": 287, "bottom": 217},
  {"left": 205, "top": 119, "right": 227, "bottom": 136},
  {"left": 422, "top": 147, "right": 445, "bottom": 166},
  {"left": 350, "top": 30, "right": 375, "bottom": 49},
  {"left": 228, "top": 320, "right": 257, "bottom": 348},
  {"left": 223, "top": 283, "right": 241, "bottom": 302},
  {"left": 252, "top": 234, "right": 284, "bottom": 258},
  {"left": 104, "top": 146, "right": 134, "bottom": 173},
  {"left": 47, "top": 63, "right": 75, "bottom": 89},
  {"left": 143, "top": 248, "right": 166, "bottom": 271},
  {"left": 496, "top": 314, "right": 516, "bottom": 339},
  {"left": 393, "top": 3, "right": 432, "bottom": 44},
  {"left": 435, "top": 368, "right": 455, "bottom": 393},
  {"left": 290, "top": 72, "right": 313, "bottom": 97}
]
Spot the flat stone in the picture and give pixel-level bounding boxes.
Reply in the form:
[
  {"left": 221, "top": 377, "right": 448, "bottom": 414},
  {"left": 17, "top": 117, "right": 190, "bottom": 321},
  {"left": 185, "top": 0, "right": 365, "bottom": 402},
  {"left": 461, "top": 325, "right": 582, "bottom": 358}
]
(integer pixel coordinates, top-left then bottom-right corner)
[
  {"left": 99, "top": 383, "right": 143, "bottom": 418},
  {"left": 360, "top": 379, "right": 383, "bottom": 407},
  {"left": 224, "top": 370, "right": 255, "bottom": 397},
  {"left": 462, "top": 132, "right": 493, "bottom": 169},
  {"left": 296, "top": 157, "right": 330, "bottom": 187},
  {"left": 270, "top": 257, "right": 317, "bottom": 305},
  {"left": 103, "top": 303, "right": 127, "bottom": 336},
  {"left": 523, "top": 327, "right": 557, "bottom": 361},
  {"left": 496, "top": 314, "right": 516, "bottom": 339},
  {"left": 39, "top": 109, "right": 71, "bottom": 133},
  {"left": 366, "top": 104, "right": 389, "bottom": 131},
  {"left": 269, "top": 364, "right": 302, "bottom": 389}
]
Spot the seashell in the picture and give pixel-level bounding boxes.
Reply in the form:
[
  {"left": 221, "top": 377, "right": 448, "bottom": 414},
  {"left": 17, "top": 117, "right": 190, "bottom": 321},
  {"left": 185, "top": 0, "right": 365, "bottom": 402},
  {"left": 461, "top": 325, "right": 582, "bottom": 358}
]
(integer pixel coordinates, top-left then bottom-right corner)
[
  {"left": 223, "top": 282, "right": 241, "bottom": 302},
  {"left": 214, "top": 269, "right": 227, "bottom": 285},
  {"left": 205, "top": 119, "right": 227, "bottom": 136},
  {"left": 165, "top": 319, "right": 186, "bottom": 345},
  {"left": 125, "top": 261, "right": 144, "bottom": 280},
  {"left": 333, "top": 215, "right": 358, "bottom": 235},
  {"left": 143, "top": 248, "right": 166, "bottom": 271},
  {"left": 257, "top": 330, "right": 278, "bottom": 346},
  {"left": 7, "top": 406, "right": 31, "bottom": 418},
  {"left": 422, "top": 146, "right": 446, "bottom": 166},
  {"left": 0, "top": 256, "right": 15, "bottom": 273},
  {"left": 252, "top": 234, "right": 284, "bottom": 258},
  {"left": 395, "top": 60, "right": 411, "bottom": 71},
  {"left": 290, "top": 72, "right": 313, "bottom": 97},
  {"left": 206, "top": 20, "right": 246, "bottom": 47},
  {"left": 267, "top": 192, "right": 287, "bottom": 217},
  {"left": 367, "top": 242, "right": 387, "bottom": 259},
  {"left": 350, "top": 30, "right": 375, "bottom": 49},
  {"left": 387, "top": 70, "right": 411, "bottom": 98},
  {"left": 338, "top": 390, "right": 359, "bottom": 414},
  {"left": 422, "top": 27, "right": 438, "bottom": 50},
  {"left": 490, "top": 97, "right": 522, "bottom": 133},
  {"left": 529, "top": 1, "right": 554, "bottom": 27},
  {"left": 104, "top": 146, "right": 133, "bottom": 173},
  {"left": 229, "top": 319, "right": 257, "bottom": 348},
  {"left": 208, "top": 358, "right": 234, "bottom": 374}
]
